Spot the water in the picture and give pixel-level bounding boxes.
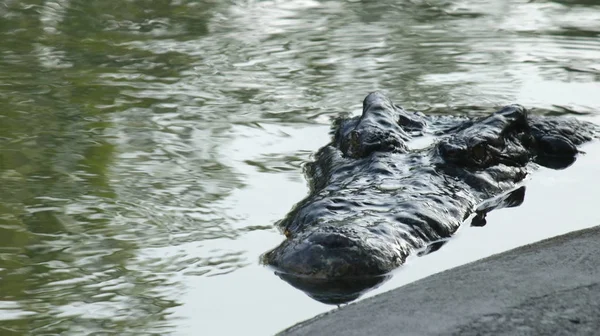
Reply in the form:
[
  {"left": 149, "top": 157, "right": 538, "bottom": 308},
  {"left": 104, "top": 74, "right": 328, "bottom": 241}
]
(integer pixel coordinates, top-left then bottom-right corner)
[{"left": 1, "top": 0, "right": 599, "bottom": 335}]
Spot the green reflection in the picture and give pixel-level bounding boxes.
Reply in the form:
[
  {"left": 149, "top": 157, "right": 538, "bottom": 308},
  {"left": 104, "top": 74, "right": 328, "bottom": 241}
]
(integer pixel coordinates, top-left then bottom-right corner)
[{"left": 0, "top": 0, "right": 222, "bottom": 334}]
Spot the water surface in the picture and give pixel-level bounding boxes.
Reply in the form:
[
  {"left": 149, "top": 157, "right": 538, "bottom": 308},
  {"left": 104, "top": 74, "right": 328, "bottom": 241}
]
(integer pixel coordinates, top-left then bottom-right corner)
[{"left": 1, "top": 0, "right": 600, "bottom": 335}]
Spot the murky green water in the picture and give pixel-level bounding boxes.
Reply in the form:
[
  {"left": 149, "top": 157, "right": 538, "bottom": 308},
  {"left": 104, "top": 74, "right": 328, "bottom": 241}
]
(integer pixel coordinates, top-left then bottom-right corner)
[{"left": 1, "top": 0, "right": 600, "bottom": 335}]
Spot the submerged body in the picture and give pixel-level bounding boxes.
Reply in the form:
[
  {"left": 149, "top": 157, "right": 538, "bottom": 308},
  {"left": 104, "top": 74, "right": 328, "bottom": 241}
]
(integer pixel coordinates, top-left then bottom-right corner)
[{"left": 262, "top": 92, "right": 597, "bottom": 303}]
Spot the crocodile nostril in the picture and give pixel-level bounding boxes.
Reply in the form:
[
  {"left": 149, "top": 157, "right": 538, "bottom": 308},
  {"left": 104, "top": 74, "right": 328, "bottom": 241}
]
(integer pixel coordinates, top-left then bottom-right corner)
[{"left": 309, "top": 232, "right": 355, "bottom": 249}]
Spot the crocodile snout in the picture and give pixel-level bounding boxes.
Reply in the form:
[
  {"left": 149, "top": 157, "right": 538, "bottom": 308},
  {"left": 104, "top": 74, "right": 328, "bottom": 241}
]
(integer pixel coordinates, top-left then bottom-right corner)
[{"left": 308, "top": 231, "right": 357, "bottom": 249}]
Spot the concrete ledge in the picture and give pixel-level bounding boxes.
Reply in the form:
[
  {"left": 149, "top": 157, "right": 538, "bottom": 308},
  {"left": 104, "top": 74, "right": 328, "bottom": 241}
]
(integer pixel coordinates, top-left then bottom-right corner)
[{"left": 280, "top": 225, "right": 600, "bottom": 336}]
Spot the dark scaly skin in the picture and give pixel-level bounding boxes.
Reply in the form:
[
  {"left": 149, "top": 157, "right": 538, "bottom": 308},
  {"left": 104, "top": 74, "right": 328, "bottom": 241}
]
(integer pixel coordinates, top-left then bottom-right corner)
[{"left": 261, "top": 92, "right": 597, "bottom": 303}]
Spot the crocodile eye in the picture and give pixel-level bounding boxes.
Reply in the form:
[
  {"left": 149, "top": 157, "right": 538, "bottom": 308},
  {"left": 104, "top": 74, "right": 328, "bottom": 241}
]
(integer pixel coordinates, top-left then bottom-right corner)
[
  {"left": 284, "top": 229, "right": 291, "bottom": 238},
  {"left": 471, "top": 143, "right": 488, "bottom": 164}
]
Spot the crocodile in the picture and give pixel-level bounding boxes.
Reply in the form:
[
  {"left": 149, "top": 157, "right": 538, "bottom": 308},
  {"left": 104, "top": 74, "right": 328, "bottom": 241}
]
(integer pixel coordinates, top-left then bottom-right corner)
[{"left": 261, "top": 92, "right": 597, "bottom": 304}]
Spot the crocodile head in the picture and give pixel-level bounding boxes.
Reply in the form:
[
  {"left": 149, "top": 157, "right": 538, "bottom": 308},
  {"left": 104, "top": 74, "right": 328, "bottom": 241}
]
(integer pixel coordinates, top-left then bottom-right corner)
[{"left": 260, "top": 92, "right": 598, "bottom": 304}]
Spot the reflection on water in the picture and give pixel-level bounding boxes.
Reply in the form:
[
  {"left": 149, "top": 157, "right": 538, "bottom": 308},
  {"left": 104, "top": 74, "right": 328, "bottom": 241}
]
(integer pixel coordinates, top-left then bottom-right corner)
[
  {"left": 274, "top": 272, "right": 392, "bottom": 305},
  {"left": 0, "top": 0, "right": 600, "bottom": 335}
]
